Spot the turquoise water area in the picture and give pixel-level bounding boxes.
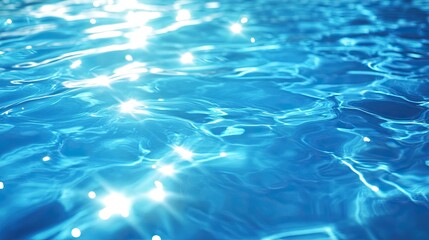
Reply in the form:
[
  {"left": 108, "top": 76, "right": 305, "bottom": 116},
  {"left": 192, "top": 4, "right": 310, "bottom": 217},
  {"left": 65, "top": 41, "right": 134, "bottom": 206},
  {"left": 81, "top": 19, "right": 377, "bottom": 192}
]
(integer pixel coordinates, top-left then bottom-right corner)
[{"left": 1, "top": 0, "right": 429, "bottom": 239}]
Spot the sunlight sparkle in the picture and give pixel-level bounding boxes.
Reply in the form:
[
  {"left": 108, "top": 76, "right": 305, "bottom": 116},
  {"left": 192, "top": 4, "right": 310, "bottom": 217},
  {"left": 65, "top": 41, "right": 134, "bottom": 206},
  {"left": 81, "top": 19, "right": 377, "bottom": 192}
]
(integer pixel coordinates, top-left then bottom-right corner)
[
  {"left": 174, "top": 146, "right": 193, "bottom": 160},
  {"left": 149, "top": 181, "right": 166, "bottom": 202},
  {"left": 88, "top": 191, "right": 96, "bottom": 199},
  {"left": 180, "top": 52, "right": 194, "bottom": 64},
  {"left": 152, "top": 235, "right": 161, "bottom": 240},
  {"left": 98, "top": 193, "right": 131, "bottom": 220},
  {"left": 71, "top": 228, "right": 81, "bottom": 238},
  {"left": 120, "top": 99, "right": 147, "bottom": 114},
  {"left": 230, "top": 23, "right": 242, "bottom": 33},
  {"left": 125, "top": 54, "right": 133, "bottom": 61}
]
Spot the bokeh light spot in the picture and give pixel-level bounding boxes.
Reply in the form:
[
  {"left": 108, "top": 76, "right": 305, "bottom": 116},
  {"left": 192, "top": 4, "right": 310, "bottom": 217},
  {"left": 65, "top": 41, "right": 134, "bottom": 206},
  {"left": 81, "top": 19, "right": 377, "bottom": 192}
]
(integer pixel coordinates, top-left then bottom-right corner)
[{"left": 71, "top": 228, "right": 81, "bottom": 238}]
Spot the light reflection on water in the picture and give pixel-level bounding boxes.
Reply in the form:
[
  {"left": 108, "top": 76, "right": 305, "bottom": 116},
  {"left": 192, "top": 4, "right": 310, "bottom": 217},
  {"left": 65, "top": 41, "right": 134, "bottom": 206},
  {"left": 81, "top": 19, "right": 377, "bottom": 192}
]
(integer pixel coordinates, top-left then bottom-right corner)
[{"left": 0, "top": 0, "right": 429, "bottom": 239}]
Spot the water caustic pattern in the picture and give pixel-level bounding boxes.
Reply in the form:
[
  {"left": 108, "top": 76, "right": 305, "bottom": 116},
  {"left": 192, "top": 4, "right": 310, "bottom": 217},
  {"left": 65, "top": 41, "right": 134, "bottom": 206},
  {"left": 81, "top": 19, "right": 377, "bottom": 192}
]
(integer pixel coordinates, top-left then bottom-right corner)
[{"left": 0, "top": 0, "right": 428, "bottom": 239}]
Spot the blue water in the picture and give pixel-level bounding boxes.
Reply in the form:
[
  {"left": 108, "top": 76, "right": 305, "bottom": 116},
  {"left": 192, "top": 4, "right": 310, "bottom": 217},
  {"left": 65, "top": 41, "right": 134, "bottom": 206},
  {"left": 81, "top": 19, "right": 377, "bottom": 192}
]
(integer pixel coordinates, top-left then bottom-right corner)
[{"left": 1, "top": 0, "right": 429, "bottom": 239}]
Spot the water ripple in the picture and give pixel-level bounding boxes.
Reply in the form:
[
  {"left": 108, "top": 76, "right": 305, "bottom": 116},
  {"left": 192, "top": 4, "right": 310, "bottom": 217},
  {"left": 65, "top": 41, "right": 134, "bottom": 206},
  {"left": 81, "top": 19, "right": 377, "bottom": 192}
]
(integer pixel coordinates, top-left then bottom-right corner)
[{"left": 1, "top": 0, "right": 429, "bottom": 240}]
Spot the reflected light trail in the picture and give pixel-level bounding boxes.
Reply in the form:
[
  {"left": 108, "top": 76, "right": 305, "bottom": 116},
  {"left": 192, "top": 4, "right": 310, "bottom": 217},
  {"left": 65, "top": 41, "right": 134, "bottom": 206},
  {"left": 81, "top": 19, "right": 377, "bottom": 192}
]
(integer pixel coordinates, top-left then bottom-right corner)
[
  {"left": 70, "top": 59, "right": 82, "bottom": 69},
  {"left": 98, "top": 192, "right": 131, "bottom": 220},
  {"left": 150, "top": 67, "right": 163, "bottom": 73},
  {"left": 262, "top": 226, "right": 338, "bottom": 240},
  {"left": 205, "top": 2, "right": 220, "bottom": 9},
  {"left": 341, "top": 160, "right": 380, "bottom": 193},
  {"left": 62, "top": 75, "right": 112, "bottom": 88},
  {"left": 219, "top": 152, "right": 227, "bottom": 157}
]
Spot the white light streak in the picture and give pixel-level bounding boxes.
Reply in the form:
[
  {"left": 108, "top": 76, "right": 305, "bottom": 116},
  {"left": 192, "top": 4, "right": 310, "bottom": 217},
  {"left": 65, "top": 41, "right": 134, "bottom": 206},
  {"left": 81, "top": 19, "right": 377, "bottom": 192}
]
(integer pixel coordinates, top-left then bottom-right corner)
[
  {"left": 70, "top": 60, "right": 82, "bottom": 69},
  {"left": 342, "top": 160, "right": 379, "bottom": 193},
  {"left": 205, "top": 2, "right": 220, "bottom": 8},
  {"left": 219, "top": 152, "right": 227, "bottom": 157}
]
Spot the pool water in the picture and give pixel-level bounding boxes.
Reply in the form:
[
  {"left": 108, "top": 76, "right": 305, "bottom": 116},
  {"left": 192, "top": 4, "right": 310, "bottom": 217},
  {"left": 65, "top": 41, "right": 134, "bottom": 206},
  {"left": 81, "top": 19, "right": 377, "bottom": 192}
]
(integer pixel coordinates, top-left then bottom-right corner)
[{"left": 1, "top": 0, "right": 429, "bottom": 239}]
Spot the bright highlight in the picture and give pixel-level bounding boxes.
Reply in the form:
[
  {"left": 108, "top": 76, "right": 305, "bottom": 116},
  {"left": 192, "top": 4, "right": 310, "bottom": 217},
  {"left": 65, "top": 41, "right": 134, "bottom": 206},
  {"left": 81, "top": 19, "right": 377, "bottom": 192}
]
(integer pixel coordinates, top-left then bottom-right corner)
[
  {"left": 149, "top": 181, "right": 166, "bottom": 202},
  {"left": 180, "top": 52, "right": 194, "bottom": 64},
  {"left": 230, "top": 23, "right": 242, "bottom": 33},
  {"left": 174, "top": 146, "right": 193, "bottom": 160},
  {"left": 98, "top": 193, "right": 131, "bottom": 220},
  {"left": 71, "top": 228, "right": 81, "bottom": 238}
]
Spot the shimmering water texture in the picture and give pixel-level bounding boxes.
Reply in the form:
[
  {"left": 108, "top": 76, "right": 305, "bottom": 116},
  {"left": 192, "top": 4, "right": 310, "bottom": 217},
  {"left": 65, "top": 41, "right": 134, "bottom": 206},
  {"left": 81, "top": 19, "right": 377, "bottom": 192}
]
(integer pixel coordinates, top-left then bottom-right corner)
[{"left": 1, "top": 0, "right": 429, "bottom": 239}]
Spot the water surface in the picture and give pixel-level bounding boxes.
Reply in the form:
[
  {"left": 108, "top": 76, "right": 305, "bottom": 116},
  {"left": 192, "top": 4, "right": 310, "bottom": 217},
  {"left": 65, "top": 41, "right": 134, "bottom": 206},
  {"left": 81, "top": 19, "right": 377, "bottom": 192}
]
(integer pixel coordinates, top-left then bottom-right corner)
[{"left": 0, "top": 0, "right": 429, "bottom": 239}]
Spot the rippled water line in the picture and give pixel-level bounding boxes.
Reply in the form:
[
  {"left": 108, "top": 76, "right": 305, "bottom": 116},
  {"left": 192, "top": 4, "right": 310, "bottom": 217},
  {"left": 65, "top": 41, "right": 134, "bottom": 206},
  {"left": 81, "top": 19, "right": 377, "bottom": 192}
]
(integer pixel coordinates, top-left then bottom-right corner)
[
  {"left": 12, "top": 44, "right": 133, "bottom": 69},
  {"left": 341, "top": 159, "right": 380, "bottom": 193},
  {"left": 261, "top": 226, "right": 338, "bottom": 240}
]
